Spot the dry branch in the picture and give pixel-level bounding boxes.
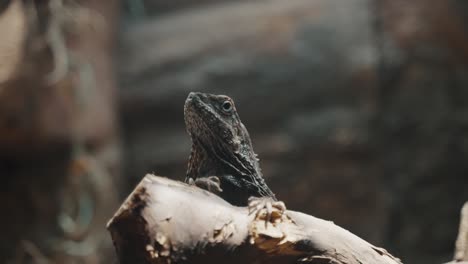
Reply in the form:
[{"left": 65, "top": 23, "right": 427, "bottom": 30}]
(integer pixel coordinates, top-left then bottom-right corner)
[{"left": 107, "top": 174, "right": 401, "bottom": 264}]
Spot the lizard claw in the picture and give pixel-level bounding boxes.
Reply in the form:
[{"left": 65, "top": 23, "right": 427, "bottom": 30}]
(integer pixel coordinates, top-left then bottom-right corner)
[
  {"left": 189, "top": 176, "right": 223, "bottom": 194},
  {"left": 248, "top": 197, "right": 286, "bottom": 227}
]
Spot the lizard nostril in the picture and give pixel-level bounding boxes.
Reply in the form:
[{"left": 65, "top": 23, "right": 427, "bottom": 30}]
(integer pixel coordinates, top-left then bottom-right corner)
[{"left": 187, "top": 92, "right": 196, "bottom": 100}]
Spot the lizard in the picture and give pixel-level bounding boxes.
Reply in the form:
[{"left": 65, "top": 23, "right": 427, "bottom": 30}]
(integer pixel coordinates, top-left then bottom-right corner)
[{"left": 184, "top": 92, "right": 285, "bottom": 217}]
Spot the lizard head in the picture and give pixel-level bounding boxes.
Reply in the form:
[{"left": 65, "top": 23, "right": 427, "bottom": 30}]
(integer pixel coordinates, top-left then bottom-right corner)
[{"left": 184, "top": 92, "right": 253, "bottom": 155}]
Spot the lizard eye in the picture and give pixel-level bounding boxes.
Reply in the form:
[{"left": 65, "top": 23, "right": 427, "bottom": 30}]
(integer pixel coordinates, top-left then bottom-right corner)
[{"left": 221, "top": 100, "right": 233, "bottom": 113}]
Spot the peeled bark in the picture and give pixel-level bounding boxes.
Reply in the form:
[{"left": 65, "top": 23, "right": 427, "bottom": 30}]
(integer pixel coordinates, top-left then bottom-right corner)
[{"left": 107, "top": 174, "right": 401, "bottom": 264}]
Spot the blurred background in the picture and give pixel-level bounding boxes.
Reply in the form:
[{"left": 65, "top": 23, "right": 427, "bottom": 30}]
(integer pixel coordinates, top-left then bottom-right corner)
[{"left": 0, "top": 0, "right": 467, "bottom": 263}]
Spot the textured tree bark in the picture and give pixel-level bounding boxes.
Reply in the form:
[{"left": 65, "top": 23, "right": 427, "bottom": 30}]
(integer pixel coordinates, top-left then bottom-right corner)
[{"left": 107, "top": 174, "right": 402, "bottom": 264}]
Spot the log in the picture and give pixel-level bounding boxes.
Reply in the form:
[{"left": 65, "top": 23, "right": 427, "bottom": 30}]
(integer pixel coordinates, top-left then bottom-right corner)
[{"left": 107, "top": 174, "right": 401, "bottom": 264}]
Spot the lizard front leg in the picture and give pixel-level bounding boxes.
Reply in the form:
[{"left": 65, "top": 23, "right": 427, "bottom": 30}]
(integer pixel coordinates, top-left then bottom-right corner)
[
  {"left": 248, "top": 196, "right": 286, "bottom": 225},
  {"left": 188, "top": 176, "right": 223, "bottom": 194}
]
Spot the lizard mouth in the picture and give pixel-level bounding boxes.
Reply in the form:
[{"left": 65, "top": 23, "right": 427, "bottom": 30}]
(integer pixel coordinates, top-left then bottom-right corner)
[{"left": 184, "top": 92, "right": 206, "bottom": 113}]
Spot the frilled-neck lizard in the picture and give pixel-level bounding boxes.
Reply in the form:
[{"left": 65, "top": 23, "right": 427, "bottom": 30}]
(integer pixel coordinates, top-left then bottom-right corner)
[{"left": 184, "top": 92, "right": 283, "bottom": 212}]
